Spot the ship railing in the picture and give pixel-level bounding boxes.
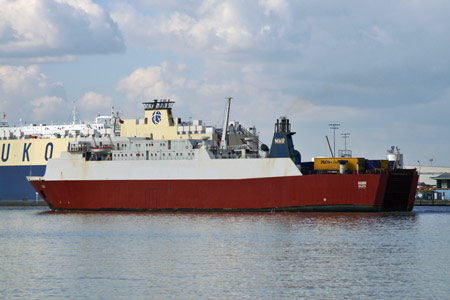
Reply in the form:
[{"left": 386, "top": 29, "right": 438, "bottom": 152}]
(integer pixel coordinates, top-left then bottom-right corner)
[{"left": 213, "top": 150, "right": 260, "bottom": 160}]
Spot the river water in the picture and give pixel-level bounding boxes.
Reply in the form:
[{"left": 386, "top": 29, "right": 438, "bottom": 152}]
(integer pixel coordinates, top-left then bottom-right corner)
[{"left": 1, "top": 206, "right": 450, "bottom": 299}]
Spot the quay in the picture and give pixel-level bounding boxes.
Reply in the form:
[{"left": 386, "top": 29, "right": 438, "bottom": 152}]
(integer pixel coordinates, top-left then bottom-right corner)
[
  {"left": 0, "top": 200, "right": 46, "bottom": 206},
  {"left": 415, "top": 199, "right": 450, "bottom": 206}
]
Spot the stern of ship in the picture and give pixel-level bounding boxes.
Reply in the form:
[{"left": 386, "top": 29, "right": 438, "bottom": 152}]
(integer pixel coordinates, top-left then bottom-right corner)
[{"left": 381, "top": 169, "right": 419, "bottom": 211}]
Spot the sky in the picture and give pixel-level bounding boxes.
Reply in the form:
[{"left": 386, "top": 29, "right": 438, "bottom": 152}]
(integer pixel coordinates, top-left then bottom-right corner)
[{"left": 0, "top": 0, "right": 449, "bottom": 166}]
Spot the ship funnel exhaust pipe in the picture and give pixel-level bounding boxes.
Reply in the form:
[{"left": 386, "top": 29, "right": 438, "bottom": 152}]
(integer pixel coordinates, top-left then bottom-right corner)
[
  {"left": 275, "top": 116, "right": 291, "bottom": 133},
  {"left": 269, "top": 117, "right": 301, "bottom": 165}
]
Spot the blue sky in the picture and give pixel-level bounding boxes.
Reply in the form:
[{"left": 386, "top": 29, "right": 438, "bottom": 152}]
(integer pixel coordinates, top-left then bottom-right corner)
[{"left": 1, "top": 0, "right": 449, "bottom": 165}]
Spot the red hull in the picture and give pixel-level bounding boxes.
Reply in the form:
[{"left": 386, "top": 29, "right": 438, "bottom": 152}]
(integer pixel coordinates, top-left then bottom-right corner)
[{"left": 31, "top": 169, "right": 418, "bottom": 212}]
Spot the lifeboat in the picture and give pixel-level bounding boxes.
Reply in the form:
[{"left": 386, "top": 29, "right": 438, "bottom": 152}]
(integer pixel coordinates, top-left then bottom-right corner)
[{"left": 90, "top": 145, "right": 112, "bottom": 154}]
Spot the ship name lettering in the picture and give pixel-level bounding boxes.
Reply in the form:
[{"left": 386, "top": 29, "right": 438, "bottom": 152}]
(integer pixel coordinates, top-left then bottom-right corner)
[
  {"left": 22, "top": 143, "right": 32, "bottom": 162},
  {"left": 45, "top": 143, "right": 54, "bottom": 161},
  {"left": 1, "top": 143, "right": 10, "bottom": 162},
  {"left": 320, "top": 160, "right": 332, "bottom": 164},
  {"left": 275, "top": 138, "right": 285, "bottom": 144}
]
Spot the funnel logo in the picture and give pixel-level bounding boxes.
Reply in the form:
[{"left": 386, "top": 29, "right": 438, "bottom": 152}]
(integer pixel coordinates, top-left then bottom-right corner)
[{"left": 152, "top": 111, "right": 162, "bottom": 125}]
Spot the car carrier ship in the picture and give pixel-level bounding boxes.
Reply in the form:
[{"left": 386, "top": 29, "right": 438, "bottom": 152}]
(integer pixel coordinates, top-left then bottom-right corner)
[
  {"left": 1, "top": 99, "right": 257, "bottom": 204},
  {"left": 27, "top": 100, "right": 419, "bottom": 212}
]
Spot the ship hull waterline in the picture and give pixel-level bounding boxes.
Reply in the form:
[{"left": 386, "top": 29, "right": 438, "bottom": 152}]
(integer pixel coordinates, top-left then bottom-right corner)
[
  {"left": 0, "top": 165, "right": 46, "bottom": 203},
  {"left": 30, "top": 170, "right": 418, "bottom": 212}
]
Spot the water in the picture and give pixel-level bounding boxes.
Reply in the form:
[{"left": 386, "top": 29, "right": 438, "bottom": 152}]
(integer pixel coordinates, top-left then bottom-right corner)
[{"left": 1, "top": 207, "right": 450, "bottom": 300}]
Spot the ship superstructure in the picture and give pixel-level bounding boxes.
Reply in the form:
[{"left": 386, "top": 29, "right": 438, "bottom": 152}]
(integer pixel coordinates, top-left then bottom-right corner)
[{"left": 120, "top": 99, "right": 256, "bottom": 147}]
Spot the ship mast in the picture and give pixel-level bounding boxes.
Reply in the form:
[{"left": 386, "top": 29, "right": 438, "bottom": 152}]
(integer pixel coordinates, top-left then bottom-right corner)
[
  {"left": 72, "top": 102, "right": 78, "bottom": 125},
  {"left": 220, "top": 97, "right": 232, "bottom": 149}
]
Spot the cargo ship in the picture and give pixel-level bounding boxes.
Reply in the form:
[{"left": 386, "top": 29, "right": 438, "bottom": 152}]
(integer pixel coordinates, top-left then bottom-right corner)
[
  {"left": 0, "top": 108, "right": 119, "bottom": 204},
  {"left": 27, "top": 100, "right": 419, "bottom": 212},
  {"left": 1, "top": 99, "right": 257, "bottom": 204}
]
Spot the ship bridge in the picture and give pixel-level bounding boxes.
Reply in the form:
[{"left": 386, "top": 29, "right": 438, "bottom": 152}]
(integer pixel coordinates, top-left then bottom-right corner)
[
  {"left": 120, "top": 99, "right": 217, "bottom": 141},
  {"left": 143, "top": 99, "right": 175, "bottom": 111}
]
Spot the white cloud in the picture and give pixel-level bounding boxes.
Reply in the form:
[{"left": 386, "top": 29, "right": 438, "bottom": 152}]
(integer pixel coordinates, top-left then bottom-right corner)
[
  {"left": 31, "top": 96, "right": 66, "bottom": 121},
  {"left": 77, "top": 91, "right": 113, "bottom": 120},
  {"left": 116, "top": 62, "right": 189, "bottom": 117},
  {"left": 111, "top": 1, "right": 254, "bottom": 53},
  {"left": 0, "top": 0, "right": 124, "bottom": 60},
  {"left": 117, "top": 65, "right": 168, "bottom": 100},
  {"left": 0, "top": 65, "right": 118, "bottom": 124},
  {"left": 0, "top": 65, "right": 46, "bottom": 93},
  {"left": 0, "top": 65, "right": 69, "bottom": 123}
]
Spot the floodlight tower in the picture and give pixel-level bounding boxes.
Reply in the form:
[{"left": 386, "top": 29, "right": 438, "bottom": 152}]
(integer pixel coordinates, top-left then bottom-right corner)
[
  {"left": 328, "top": 123, "right": 340, "bottom": 158},
  {"left": 341, "top": 133, "right": 350, "bottom": 152}
]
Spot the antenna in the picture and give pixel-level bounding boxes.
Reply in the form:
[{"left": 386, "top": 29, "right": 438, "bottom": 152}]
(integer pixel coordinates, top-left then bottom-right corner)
[{"left": 72, "top": 101, "right": 78, "bottom": 125}]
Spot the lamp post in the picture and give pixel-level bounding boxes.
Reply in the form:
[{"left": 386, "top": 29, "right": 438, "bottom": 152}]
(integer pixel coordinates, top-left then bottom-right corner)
[{"left": 328, "top": 123, "right": 340, "bottom": 158}]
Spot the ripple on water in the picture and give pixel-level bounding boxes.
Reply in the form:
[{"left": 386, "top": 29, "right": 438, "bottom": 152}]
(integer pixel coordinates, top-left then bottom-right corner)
[{"left": 1, "top": 206, "right": 450, "bottom": 299}]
